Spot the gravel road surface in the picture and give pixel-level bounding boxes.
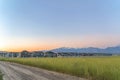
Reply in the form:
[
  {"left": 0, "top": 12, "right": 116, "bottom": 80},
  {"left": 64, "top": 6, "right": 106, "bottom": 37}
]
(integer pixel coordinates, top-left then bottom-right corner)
[{"left": 0, "top": 61, "right": 87, "bottom": 80}]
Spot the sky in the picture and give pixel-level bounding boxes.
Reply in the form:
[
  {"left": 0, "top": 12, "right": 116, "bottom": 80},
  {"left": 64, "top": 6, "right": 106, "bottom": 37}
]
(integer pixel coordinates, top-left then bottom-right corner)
[{"left": 0, "top": 0, "right": 120, "bottom": 51}]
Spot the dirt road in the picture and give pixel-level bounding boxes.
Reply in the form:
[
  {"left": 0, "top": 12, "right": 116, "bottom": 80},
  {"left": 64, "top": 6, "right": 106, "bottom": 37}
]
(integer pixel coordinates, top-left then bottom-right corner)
[{"left": 0, "top": 61, "right": 86, "bottom": 80}]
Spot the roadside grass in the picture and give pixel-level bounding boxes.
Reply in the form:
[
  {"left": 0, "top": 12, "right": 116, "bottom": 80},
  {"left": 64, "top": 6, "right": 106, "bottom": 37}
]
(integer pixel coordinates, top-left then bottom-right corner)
[
  {"left": 0, "top": 56, "right": 120, "bottom": 80},
  {"left": 0, "top": 72, "right": 3, "bottom": 80}
]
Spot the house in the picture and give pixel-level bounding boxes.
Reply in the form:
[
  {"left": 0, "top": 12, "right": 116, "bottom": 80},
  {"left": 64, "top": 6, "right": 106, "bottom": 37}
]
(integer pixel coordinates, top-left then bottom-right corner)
[
  {"left": 31, "top": 51, "right": 44, "bottom": 57},
  {"left": 44, "top": 51, "right": 58, "bottom": 57}
]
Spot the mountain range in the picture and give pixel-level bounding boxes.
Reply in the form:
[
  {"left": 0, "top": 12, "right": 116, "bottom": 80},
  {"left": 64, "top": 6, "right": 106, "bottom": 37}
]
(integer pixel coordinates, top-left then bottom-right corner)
[{"left": 50, "top": 46, "right": 120, "bottom": 54}]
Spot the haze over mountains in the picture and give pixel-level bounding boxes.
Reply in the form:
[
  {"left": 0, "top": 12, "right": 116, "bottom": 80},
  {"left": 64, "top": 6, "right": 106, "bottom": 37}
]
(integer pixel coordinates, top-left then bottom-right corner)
[
  {"left": 50, "top": 46, "right": 120, "bottom": 54},
  {"left": 0, "top": 46, "right": 120, "bottom": 54}
]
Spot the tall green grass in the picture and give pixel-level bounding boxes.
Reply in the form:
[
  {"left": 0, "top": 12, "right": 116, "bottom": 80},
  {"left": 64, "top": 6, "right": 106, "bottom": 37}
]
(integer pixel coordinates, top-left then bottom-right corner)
[{"left": 0, "top": 57, "right": 120, "bottom": 80}]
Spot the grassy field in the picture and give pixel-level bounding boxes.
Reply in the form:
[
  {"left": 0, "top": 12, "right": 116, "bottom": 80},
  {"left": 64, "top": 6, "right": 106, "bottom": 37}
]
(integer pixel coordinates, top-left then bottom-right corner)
[{"left": 0, "top": 57, "right": 120, "bottom": 80}]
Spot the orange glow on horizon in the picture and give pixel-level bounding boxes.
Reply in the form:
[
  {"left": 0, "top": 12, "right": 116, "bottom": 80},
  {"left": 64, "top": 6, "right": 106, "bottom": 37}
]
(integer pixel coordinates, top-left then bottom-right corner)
[
  {"left": 0, "top": 35, "right": 120, "bottom": 52},
  {"left": 1, "top": 45, "right": 58, "bottom": 52}
]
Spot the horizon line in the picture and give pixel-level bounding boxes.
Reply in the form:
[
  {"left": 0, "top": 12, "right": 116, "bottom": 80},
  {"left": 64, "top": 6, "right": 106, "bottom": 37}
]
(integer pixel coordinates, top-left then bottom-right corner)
[{"left": 0, "top": 45, "right": 120, "bottom": 52}]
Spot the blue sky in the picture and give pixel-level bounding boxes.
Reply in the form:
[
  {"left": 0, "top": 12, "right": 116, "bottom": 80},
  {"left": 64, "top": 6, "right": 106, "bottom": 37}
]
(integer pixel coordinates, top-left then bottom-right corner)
[{"left": 0, "top": 0, "right": 120, "bottom": 51}]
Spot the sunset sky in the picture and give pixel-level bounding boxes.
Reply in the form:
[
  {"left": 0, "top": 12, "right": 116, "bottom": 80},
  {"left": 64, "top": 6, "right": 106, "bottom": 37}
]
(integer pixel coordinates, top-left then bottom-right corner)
[{"left": 0, "top": 0, "right": 120, "bottom": 51}]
